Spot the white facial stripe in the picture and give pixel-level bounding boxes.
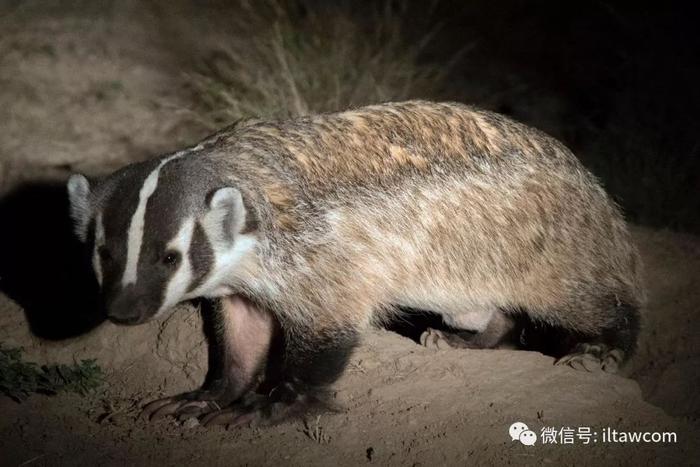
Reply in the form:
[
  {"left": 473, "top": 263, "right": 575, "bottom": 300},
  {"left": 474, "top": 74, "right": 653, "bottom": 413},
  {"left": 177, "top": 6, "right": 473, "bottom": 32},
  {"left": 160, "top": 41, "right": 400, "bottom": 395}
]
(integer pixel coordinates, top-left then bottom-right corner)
[
  {"left": 154, "top": 218, "right": 195, "bottom": 318},
  {"left": 92, "top": 212, "right": 105, "bottom": 286},
  {"left": 122, "top": 153, "right": 182, "bottom": 287}
]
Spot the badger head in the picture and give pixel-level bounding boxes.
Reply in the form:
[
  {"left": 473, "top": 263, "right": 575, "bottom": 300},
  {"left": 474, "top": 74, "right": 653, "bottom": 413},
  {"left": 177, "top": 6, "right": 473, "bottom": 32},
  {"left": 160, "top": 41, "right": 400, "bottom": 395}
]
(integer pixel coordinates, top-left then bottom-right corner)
[{"left": 67, "top": 154, "right": 257, "bottom": 325}]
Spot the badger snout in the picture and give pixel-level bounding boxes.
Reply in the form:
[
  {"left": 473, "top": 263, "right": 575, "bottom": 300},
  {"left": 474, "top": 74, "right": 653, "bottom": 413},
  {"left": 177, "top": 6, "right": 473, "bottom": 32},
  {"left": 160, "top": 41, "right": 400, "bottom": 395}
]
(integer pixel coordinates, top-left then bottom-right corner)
[{"left": 104, "top": 285, "right": 159, "bottom": 326}]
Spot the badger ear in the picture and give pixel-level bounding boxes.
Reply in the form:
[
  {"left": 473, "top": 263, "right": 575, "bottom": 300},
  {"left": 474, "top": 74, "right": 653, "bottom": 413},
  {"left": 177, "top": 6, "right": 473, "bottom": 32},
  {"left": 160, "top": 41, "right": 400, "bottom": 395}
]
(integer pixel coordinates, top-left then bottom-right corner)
[
  {"left": 67, "top": 174, "right": 91, "bottom": 242},
  {"left": 203, "top": 187, "right": 248, "bottom": 245}
]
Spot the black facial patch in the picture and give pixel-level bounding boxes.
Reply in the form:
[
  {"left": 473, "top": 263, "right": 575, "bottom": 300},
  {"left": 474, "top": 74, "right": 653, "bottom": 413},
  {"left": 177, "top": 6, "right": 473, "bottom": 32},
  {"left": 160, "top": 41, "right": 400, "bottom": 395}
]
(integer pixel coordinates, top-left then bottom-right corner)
[
  {"left": 187, "top": 221, "right": 214, "bottom": 293},
  {"left": 239, "top": 190, "right": 259, "bottom": 234},
  {"left": 85, "top": 217, "right": 96, "bottom": 251}
]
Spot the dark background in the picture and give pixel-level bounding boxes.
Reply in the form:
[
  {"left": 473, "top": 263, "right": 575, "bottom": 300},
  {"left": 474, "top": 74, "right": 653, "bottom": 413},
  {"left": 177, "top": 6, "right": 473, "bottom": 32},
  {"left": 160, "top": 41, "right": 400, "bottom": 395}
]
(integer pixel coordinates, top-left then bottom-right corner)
[{"left": 412, "top": 0, "right": 700, "bottom": 233}]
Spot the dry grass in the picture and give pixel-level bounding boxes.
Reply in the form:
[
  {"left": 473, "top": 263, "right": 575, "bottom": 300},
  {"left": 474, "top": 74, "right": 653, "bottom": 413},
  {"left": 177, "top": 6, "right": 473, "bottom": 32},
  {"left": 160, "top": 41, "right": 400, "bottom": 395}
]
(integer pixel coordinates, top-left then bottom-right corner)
[{"left": 186, "top": 0, "right": 452, "bottom": 127}]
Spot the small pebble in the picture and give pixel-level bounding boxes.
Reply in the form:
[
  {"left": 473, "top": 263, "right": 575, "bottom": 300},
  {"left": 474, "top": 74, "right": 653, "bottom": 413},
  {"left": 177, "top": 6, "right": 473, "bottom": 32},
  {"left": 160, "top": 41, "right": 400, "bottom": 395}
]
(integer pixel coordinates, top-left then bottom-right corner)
[{"left": 182, "top": 417, "right": 200, "bottom": 429}]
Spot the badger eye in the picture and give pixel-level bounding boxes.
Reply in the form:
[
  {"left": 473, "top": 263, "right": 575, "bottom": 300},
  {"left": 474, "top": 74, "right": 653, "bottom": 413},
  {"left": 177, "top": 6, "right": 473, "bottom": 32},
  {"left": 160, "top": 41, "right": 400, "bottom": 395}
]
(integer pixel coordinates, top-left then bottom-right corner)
[
  {"left": 98, "top": 246, "right": 112, "bottom": 263},
  {"left": 162, "top": 250, "right": 181, "bottom": 268}
]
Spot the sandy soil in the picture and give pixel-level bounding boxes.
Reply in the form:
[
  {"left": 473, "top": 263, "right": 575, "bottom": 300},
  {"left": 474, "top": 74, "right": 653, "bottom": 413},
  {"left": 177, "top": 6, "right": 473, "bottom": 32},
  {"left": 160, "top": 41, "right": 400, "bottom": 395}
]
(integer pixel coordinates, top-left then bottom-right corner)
[{"left": 1, "top": 3, "right": 699, "bottom": 466}]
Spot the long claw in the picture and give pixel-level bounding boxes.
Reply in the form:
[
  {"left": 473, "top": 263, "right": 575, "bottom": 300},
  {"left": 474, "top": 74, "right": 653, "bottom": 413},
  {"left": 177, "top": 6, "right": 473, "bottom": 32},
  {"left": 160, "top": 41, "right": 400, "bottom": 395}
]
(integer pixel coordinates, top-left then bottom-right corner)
[
  {"left": 140, "top": 398, "right": 178, "bottom": 420},
  {"left": 419, "top": 329, "right": 429, "bottom": 346},
  {"left": 555, "top": 352, "right": 603, "bottom": 372},
  {"left": 569, "top": 358, "right": 591, "bottom": 372},
  {"left": 421, "top": 328, "right": 476, "bottom": 350},
  {"left": 201, "top": 409, "right": 256, "bottom": 428},
  {"left": 228, "top": 412, "right": 256, "bottom": 428},
  {"left": 175, "top": 401, "right": 220, "bottom": 420},
  {"left": 201, "top": 408, "right": 240, "bottom": 426},
  {"left": 420, "top": 328, "right": 442, "bottom": 349},
  {"left": 150, "top": 401, "right": 188, "bottom": 420}
]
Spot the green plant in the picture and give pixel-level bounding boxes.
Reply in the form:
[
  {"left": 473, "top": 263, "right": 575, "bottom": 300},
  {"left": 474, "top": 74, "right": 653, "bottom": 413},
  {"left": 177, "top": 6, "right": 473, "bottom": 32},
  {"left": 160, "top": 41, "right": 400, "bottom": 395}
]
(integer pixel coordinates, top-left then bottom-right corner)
[{"left": 0, "top": 345, "right": 103, "bottom": 402}]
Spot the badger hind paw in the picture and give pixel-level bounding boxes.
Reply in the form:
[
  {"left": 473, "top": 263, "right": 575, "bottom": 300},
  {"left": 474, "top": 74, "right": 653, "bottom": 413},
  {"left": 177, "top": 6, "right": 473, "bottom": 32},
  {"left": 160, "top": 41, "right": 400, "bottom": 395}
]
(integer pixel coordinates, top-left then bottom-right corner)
[
  {"left": 555, "top": 343, "right": 625, "bottom": 374},
  {"left": 420, "top": 327, "right": 479, "bottom": 350},
  {"left": 420, "top": 328, "right": 449, "bottom": 349}
]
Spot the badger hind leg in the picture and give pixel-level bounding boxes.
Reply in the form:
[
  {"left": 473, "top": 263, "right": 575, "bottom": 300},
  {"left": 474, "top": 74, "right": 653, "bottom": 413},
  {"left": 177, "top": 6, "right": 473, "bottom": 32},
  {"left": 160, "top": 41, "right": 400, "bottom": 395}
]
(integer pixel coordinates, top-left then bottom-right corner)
[
  {"left": 420, "top": 309, "right": 517, "bottom": 350},
  {"left": 554, "top": 299, "right": 641, "bottom": 374}
]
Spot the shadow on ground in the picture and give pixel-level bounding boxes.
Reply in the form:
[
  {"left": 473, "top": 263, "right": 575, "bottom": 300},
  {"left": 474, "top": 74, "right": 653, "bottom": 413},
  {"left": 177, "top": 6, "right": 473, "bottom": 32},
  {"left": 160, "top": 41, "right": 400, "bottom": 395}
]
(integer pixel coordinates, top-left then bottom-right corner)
[{"left": 0, "top": 182, "right": 104, "bottom": 339}]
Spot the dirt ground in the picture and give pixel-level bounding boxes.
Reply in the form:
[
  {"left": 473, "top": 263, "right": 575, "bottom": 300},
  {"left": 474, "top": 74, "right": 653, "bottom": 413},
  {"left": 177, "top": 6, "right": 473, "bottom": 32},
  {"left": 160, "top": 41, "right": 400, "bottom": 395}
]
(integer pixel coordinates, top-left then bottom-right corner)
[{"left": 1, "top": 3, "right": 699, "bottom": 466}]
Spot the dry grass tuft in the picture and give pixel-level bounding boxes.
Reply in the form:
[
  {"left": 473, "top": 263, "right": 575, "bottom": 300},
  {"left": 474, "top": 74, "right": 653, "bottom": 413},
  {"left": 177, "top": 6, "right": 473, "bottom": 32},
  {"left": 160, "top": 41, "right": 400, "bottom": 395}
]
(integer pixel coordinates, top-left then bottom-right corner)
[{"left": 187, "top": 0, "right": 451, "bottom": 127}]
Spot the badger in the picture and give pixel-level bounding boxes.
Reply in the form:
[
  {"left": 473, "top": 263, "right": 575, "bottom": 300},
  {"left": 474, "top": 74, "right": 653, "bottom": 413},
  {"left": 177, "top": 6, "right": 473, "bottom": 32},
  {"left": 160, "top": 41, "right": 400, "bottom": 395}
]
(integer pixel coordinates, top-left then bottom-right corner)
[{"left": 67, "top": 101, "right": 644, "bottom": 427}]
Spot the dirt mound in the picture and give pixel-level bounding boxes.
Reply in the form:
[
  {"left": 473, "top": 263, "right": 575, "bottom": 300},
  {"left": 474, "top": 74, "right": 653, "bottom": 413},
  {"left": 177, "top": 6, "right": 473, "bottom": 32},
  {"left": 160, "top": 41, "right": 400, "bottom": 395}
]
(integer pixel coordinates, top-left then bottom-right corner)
[{"left": 0, "top": 310, "right": 697, "bottom": 465}]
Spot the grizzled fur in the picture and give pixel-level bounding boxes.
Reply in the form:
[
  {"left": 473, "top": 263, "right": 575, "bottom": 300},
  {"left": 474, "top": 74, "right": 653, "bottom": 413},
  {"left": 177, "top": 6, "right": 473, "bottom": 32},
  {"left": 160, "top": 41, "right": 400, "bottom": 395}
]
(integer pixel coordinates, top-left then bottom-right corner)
[
  {"left": 68, "top": 101, "right": 645, "bottom": 425},
  {"left": 209, "top": 102, "right": 644, "bottom": 338}
]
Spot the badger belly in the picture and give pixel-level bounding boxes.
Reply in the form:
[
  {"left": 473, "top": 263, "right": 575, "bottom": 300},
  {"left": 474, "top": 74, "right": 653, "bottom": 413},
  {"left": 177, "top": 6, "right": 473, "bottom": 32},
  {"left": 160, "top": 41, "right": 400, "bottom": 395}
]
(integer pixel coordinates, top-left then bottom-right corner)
[{"left": 395, "top": 295, "right": 498, "bottom": 333}]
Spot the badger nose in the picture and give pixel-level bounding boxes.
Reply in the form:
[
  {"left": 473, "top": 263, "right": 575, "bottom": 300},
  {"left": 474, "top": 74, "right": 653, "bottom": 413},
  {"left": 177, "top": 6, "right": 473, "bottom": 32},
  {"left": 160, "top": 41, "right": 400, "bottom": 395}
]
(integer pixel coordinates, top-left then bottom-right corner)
[
  {"left": 107, "top": 310, "right": 142, "bottom": 325},
  {"left": 104, "top": 286, "right": 152, "bottom": 325}
]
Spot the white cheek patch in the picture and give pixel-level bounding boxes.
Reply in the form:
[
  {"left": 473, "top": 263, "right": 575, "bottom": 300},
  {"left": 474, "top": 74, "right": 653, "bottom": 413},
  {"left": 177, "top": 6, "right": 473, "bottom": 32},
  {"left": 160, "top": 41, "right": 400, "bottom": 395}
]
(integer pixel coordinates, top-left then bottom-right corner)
[
  {"left": 122, "top": 153, "right": 183, "bottom": 287},
  {"left": 185, "top": 233, "right": 258, "bottom": 299},
  {"left": 92, "top": 211, "right": 105, "bottom": 287},
  {"left": 154, "top": 217, "right": 196, "bottom": 318},
  {"left": 178, "top": 185, "right": 256, "bottom": 299}
]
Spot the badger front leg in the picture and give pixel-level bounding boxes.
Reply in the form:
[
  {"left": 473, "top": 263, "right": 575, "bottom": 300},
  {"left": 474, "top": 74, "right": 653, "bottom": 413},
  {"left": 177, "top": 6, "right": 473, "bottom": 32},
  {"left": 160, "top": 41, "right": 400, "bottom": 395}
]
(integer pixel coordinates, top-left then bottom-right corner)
[
  {"left": 199, "top": 324, "right": 359, "bottom": 428},
  {"left": 141, "top": 295, "right": 278, "bottom": 421}
]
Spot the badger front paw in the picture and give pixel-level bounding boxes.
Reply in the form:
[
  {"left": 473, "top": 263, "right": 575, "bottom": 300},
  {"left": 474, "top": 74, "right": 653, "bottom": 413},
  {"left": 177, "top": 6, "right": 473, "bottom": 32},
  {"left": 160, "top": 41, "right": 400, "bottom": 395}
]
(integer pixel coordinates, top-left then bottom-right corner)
[
  {"left": 141, "top": 380, "right": 234, "bottom": 421},
  {"left": 200, "top": 382, "right": 330, "bottom": 428}
]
